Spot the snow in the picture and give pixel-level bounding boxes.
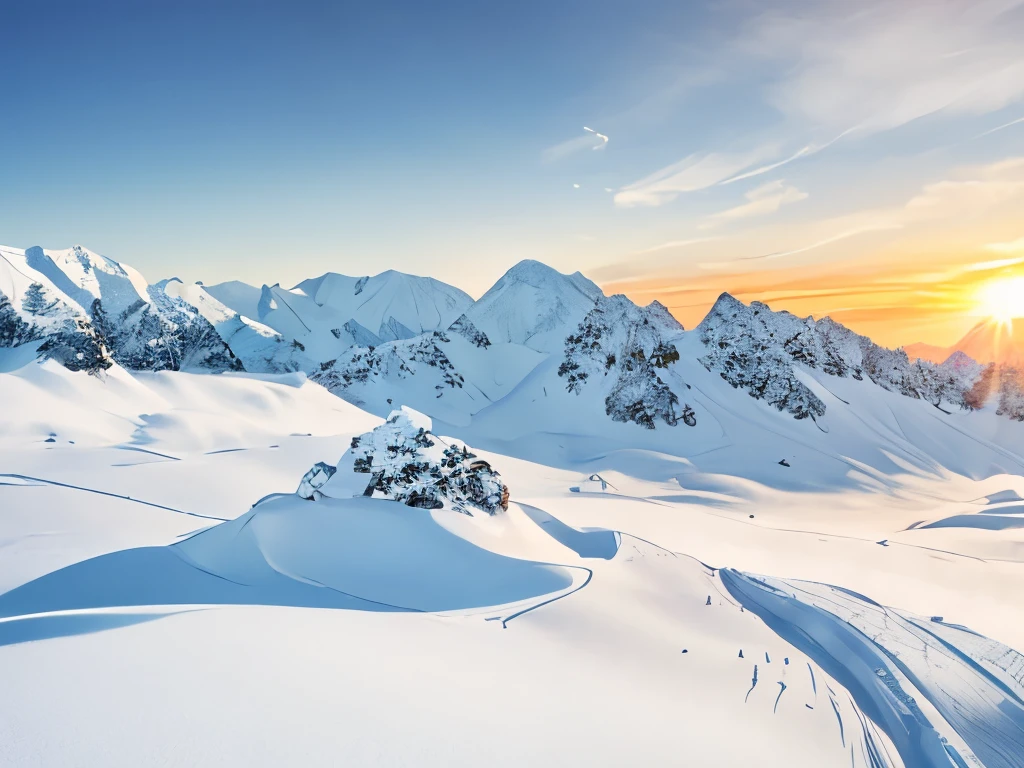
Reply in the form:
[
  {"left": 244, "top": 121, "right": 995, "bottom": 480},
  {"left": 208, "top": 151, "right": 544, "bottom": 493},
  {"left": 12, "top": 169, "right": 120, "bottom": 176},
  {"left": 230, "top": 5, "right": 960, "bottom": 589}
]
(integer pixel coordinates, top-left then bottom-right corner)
[
  {"left": 3, "top": 249, "right": 1024, "bottom": 766},
  {"left": 460, "top": 259, "right": 602, "bottom": 352},
  {"left": 161, "top": 279, "right": 310, "bottom": 373}
]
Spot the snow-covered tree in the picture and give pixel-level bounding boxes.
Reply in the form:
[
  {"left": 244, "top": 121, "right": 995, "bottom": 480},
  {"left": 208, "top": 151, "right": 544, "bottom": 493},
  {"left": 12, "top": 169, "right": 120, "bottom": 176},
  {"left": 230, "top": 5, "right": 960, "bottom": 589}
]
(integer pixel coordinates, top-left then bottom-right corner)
[
  {"left": 997, "top": 367, "right": 1024, "bottom": 421},
  {"left": 21, "top": 283, "right": 58, "bottom": 316}
]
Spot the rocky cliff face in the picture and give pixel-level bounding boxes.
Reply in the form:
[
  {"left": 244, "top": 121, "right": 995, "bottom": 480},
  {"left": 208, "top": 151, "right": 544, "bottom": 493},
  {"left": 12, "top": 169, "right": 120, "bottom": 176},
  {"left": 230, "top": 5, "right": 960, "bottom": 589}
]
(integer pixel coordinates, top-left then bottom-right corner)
[
  {"left": 696, "top": 294, "right": 989, "bottom": 420},
  {"left": 558, "top": 295, "right": 695, "bottom": 429}
]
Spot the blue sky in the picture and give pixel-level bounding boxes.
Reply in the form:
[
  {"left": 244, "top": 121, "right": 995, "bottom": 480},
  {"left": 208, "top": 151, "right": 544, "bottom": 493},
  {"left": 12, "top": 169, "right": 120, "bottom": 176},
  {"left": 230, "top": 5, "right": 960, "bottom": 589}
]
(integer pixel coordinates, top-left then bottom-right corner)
[{"left": 3, "top": 0, "right": 1024, "bottom": 344}]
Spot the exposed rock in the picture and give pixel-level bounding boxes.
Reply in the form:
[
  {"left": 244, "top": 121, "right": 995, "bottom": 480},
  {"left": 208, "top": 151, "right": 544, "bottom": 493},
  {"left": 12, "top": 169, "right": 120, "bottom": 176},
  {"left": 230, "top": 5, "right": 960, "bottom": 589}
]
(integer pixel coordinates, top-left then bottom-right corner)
[
  {"left": 296, "top": 461, "right": 338, "bottom": 500},
  {"left": 320, "top": 407, "right": 509, "bottom": 516},
  {"left": 312, "top": 332, "right": 465, "bottom": 394},
  {"left": 696, "top": 293, "right": 992, "bottom": 421},
  {"left": 559, "top": 294, "right": 695, "bottom": 429},
  {"left": 697, "top": 295, "right": 826, "bottom": 421},
  {"left": 448, "top": 313, "right": 491, "bottom": 348}
]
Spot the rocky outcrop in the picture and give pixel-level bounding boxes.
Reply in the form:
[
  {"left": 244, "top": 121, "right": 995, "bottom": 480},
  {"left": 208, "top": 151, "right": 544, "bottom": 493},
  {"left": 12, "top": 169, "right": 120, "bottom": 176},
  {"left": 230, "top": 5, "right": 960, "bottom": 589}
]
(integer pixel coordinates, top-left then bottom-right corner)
[
  {"left": 312, "top": 332, "right": 465, "bottom": 394},
  {"left": 311, "top": 408, "right": 509, "bottom": 515},
  {"left": 558, "top": 294, "right": 695, "bottom": 429},
  {"left": 447, "top": 314, "right": 491, "bottom": 348}
]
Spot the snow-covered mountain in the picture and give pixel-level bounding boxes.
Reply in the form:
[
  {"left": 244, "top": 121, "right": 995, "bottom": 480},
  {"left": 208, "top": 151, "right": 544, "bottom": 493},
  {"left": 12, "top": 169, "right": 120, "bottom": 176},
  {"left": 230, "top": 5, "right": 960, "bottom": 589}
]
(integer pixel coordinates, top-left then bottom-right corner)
[
  {"left": 696, "top": 293, "right": 987, "bottom": 419},
  {"left": 1, "top": 244, "right": 240, "bottom": 373},
  {"left": 907, "top": 317, "right": 1024, "bottom": 367},
  {"left": 294, "top": 270, "right": 472, "bottom": 340},
  {"left": 203, "top": 270, "right": 473, "bottom": 364},
  {"left": 311, "top": 329, "right": 544, "bottom": 425},
  {"left": 0, "top": 245, "right": 112, "bottom": 371},
  {"left": 163, "top": 279, "right": 312, "bottom": 373},
  {"left": 2, "top": 241, "right": 1020, "bottom": 443},
  {"left": 5, "top": 246, "right": 1024, "bottom": 768},
  {"left": 458, "top": 259, "right": 602, "bottom": 352},
  {"left": 558, "top": 294, "right": 693, "bottom": 429}
]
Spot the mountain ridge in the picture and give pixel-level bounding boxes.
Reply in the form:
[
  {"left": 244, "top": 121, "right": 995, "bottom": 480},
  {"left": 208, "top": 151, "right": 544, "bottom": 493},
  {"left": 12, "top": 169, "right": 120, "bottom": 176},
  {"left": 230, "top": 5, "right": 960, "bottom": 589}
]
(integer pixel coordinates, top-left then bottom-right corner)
[{"left": 2, "top": 242, "right": 1022, "bottom": 433}]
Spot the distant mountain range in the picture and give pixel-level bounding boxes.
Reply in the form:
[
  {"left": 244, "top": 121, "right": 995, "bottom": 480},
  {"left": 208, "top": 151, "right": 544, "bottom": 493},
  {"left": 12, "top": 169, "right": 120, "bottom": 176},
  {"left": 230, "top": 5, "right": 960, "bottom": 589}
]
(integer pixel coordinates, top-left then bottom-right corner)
[
  {"left": 2, "top": 242, "right": 1022, "bottom": 449},
  {"left": 907, "top": 318, "right": 1024, "bottom": 367}
]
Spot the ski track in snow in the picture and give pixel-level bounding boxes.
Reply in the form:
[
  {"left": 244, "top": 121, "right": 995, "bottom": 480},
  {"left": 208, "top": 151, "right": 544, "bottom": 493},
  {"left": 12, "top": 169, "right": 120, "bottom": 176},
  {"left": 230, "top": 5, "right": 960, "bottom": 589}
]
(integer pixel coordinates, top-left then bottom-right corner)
[
  {"left": 0, "top": 473, "right": 227, "bottom": 522},
  {"left": 721, "top": 569, "right": 1024, "bottom": 768}
]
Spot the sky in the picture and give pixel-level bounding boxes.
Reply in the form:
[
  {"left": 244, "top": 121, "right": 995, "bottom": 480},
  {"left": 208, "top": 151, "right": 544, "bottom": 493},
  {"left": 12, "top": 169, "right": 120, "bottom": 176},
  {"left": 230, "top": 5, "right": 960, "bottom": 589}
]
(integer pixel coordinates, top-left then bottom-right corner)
[{"left": 2, "top": 0, "right": 1023, "bottom": 347}]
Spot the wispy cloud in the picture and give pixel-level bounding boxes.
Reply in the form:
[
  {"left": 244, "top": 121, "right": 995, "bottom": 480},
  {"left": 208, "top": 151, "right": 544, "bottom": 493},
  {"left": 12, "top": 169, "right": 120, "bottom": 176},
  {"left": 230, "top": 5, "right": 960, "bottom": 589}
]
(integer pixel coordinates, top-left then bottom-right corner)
[
  {"left": 987, "top": 235, "right": 1024, "bottom": 254},
  {"left": 719, "top": 128, "right": 857, "bottom": 185},
  {"left": 635, "top": 236, "right": 721, "bottom": 255},
  {"left": 703, "top": 223, "right": 900, "bottom": 269},
  {"left": 700, "top": 156, "right": 1024, "bottom": 269},
  {"left": 742, "top": 1, "right": 1024, "bottom": 133},
  {"left": 700, "top": 180, "right": 807, "bottom": 229},
  {"left": 976, "top": 115, "right": 1024, "bottom": 138},
  {"left": 613, "top": 145, "right": 778, "bottom": 207},
  {"left": 543, "top": 126, "right": 609, "bottom": 161}
]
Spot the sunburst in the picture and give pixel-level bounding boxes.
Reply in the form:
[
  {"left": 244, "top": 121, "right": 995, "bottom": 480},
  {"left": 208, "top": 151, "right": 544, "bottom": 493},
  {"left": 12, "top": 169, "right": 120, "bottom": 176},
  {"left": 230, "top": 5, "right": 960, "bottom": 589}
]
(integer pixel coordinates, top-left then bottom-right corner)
[{"left": 976, "top": 276, "right": 1024, "bottom": 324}]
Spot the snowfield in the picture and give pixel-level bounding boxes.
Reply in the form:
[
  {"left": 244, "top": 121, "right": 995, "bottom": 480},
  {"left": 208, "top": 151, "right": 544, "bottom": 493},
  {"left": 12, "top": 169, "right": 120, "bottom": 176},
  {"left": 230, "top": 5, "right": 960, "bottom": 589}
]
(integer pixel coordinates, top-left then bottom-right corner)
[{"left": 2, "top": 246, "right": 1024, "bottom": 766}]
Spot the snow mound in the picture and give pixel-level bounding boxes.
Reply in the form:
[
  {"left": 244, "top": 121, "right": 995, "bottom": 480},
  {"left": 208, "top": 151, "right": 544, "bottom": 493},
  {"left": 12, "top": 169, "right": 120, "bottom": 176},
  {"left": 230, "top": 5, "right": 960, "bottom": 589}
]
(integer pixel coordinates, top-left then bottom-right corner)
[
  {"left": 0, "top": 494, "right": 573, "bottom": 616},
  {"left": 315, "top": 407, "right": 510, "bottom": 515}
]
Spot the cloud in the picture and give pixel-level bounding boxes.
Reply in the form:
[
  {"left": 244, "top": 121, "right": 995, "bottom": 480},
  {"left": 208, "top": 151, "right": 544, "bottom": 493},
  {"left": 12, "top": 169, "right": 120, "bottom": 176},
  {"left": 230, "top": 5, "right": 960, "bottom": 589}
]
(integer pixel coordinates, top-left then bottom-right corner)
[
  {"left": 742, "top": 1, "right": 1024, "bottom": 133},
  {"left": 635, "top": 237, "right": 721, "bottom": 255},
  {"left": 700, "top": 180, "right": 807, "bottom": 229},
  {"left": 719, "top": 128, "right": 857, "bottom": 185},
  {"left": 701, "top": 156, "right": 1024, "bottom": 269},
  {"left": 614, "top": 145, "right": 778, "bottom": 207},
  {"left": 543, "top": 127, "right": 609, "bottom": 161},
  {"left": 987, "top": 235, "right": 1024, "bottom": 254},
  {"left": 976, "top": 115, "right": 1024, "bottom": 138},
  {"left": 702, "top": 223, "right": 901, "bottom": 269}
]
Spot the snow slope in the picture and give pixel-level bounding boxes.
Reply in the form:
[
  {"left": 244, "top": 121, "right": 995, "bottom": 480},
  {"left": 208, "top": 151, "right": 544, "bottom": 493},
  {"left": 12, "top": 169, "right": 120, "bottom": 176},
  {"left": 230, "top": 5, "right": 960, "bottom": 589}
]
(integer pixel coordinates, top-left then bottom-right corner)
[
  {"left": 162, "top": 278, "right": 311, "bottom": 373},
  {"left": 202, "top": 270, "right": 473, "bottom": 365},
  {"left": 4, "top": 249, "right": 1024, "bottom": 766},
  {"left": 458, "top": 259, "right": 602, "bottom": 352},
  {"left": 293, "top": 269, "right": 472, "bottom": 341},
  {"left": 1, "top": 244, "right": 239, "bottom": 372},
  {"left": 2, "top": 350, "right": 1024, "bottom": 765}
]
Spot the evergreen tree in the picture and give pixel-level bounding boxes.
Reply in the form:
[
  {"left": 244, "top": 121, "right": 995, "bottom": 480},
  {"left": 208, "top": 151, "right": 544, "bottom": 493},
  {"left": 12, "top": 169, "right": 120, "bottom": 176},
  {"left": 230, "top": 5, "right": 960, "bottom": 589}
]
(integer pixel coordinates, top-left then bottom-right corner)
[
  {"left": 0, "top": 291, "right": 34, "bottom": 346},
  {"left": 22, "top": 283, "right": 56, "bottom": 316}
]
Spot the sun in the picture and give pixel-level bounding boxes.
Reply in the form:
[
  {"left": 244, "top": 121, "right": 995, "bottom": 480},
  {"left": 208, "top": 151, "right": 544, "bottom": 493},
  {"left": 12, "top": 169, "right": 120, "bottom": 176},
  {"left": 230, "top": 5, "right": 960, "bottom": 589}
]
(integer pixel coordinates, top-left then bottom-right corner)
[{"left": 977, "top": 276, "right": 1024, "bottom": 323}]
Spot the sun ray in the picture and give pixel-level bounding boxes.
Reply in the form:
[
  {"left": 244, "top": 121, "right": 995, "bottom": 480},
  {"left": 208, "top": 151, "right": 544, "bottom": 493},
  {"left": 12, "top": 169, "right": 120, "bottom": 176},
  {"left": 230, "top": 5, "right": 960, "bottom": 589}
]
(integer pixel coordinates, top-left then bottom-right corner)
[{"left": 975, "top": 276, "right": 1024, "bottom": 324}]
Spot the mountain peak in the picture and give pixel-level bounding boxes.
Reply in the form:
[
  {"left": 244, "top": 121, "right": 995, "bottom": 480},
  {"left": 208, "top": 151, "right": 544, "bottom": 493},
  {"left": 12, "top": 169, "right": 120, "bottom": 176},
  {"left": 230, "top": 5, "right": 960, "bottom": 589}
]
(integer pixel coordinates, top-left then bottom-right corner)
[
  {"left": 494, "top": 260, "right": 602, "bottom": 300},
  {"left": 462, "top": 261, "right": 603, "bottom": 352},
  {"left": 906, "top": 317, "right": 1024, "bottom": 366}
]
